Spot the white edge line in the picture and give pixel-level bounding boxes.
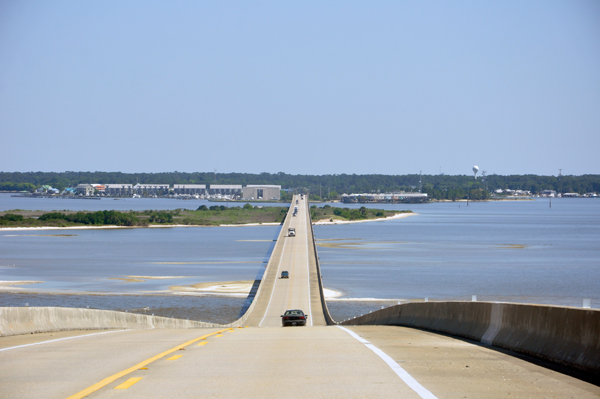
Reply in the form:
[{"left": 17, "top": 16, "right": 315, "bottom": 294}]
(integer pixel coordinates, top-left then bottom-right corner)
[
  {"left": 258, "top": 206, "right": 291, "bottom": 327},
  {"left": 0, "top": 329, "right": 128, "bottom": 352},
  {"left": 337, "top": 326, "right": 439, "bottom": 399}
]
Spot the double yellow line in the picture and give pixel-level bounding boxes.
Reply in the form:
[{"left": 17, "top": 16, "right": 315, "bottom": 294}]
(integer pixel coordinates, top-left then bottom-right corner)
[{"left": 66, "top": 327, "right": 233, "bottom": 399}]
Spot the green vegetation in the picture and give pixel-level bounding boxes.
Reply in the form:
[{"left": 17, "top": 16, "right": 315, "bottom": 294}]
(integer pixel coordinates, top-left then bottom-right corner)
[
  {"left": 0, "top": 206, "right": 288, "bottom": 228},
  {"left": 0, "top": 213, "right": 25, "bottom": 224},
  {"left": 0, "top": 204, "right": 410, "bottom": 228},
  {"left": 1, "top": 171, "right": 599, "bottom": 199},
  {"left": 310, "top": 205, "right": 409, "bottom": 222},
  {"left": 39, "top": 211, "right": 140, "bottom": 226},
  {"left": 0, "top": 182, "right": 36, "bottom": 192}
]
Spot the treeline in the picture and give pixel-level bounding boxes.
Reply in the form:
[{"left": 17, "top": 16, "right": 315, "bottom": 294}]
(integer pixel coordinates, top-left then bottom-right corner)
[
  {"left": 1, "top": 171, "right": 599, "bottom": 198},
  {"left": 39, "top": 211, "right": 140, "bottom": 226},
  {"left": 0, "top": 182, "right": 37, "bottom": 192}
]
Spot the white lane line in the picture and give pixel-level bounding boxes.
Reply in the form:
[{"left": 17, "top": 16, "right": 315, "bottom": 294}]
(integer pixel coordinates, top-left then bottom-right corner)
[
  {"left": 304, "top": 204, "right": 313, "bottom": 326},
  {"left": 337, "top": 326, "right": 439, "bottom": 399},
  {"left": 0, "top": 330, "right": 128, "bottom": 352},
  {"left": 259, "top": 207, "right": 291, "bottom": 327}
]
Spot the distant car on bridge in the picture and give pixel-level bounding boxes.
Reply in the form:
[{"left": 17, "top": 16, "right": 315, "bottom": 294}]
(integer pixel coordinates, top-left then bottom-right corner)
[
  {"left": 280, "top": 270, "right": 289, "bottom": 279},
  {"left": 281, "top": 309, "right": 307, "bottom": 326},
  {"left": 288, "top": 228, "right": 295, "bottom": 237}
]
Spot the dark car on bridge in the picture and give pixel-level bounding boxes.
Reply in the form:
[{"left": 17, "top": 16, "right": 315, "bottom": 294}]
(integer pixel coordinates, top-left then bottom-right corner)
[
  {"left": 280, "top": 271, "right": 289, "bottom": 279},
  {"left": 281, "top": 309, "right": 307, "bottom": 327}
]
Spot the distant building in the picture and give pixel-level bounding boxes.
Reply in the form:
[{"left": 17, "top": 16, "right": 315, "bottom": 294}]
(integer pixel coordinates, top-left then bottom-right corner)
[
  {"left": 341, "top": 192, "right": 427, "bottom": 203},
  {"left": 540, "top": 190, "right": 556, "bottom": 197},
  {"left": 105, "top": 184, "right": 133, "bottom": 196},
  {"left": 173, "top": 184, "right": 206, "bottom": 195},
  {"left": 209, "top": 185, "right": 242, "bottom": 197},
  {"left": 133, "top": 184, "right": 169, "bottom": 196},
  {"left": 75, "top": 184, "right": 94, "bottom": 197},
  {"left": 91, "top": 184, "right": 105, "bottom": 193},
  {"left": 242, "top": 185, "right": 281, "bottom": 201}
]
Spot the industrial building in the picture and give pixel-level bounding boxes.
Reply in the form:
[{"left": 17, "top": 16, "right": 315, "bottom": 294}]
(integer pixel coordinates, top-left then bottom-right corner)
[
  {"left": 132, "top": 184, "right": 169, "bottom": 195},
  {"left": 208, "top": 185, "right": 242, "bottom": 196},
  {"left": 242, "top": 185, "right": 281, "bottom": 201},
  {"left": 105, "top": 184, "right": 133, "bottom": 196},
  {"left": 341, "top": 192, "right": 428, "bottom": 203},
  {"left": 173, "top": 184, "right": 207, "bottom": 195}
]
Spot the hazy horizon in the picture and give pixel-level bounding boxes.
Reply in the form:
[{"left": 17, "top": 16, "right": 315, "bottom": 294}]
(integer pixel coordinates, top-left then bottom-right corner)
[{"left": 1, "top": 1, "right": 598, "bottom": 176}]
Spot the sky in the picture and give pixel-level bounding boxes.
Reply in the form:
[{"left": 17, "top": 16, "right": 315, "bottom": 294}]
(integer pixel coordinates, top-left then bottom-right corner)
[{"left": 1, "top": 1, "right": 599, "bottom": 176}]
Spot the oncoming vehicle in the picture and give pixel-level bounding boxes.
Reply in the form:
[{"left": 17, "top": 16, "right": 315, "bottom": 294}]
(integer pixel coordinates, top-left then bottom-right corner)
[
  {"left": 281, "top": 309, "right": 307, "bottom": 326},
  {"left": 280, "top": 271, "right": 289, "bottom": 279},
  {"left": 288, "top": 228, "right": 295, "bottom": 237}
]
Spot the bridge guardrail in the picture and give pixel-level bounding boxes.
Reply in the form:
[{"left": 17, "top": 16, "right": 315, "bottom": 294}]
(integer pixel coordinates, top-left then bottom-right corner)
[
  {"left": 341, "top": 301, "right": 600, "bottom": 378},
  {"left": 307, "top": 199, "right": 336, "bottom": 325}
]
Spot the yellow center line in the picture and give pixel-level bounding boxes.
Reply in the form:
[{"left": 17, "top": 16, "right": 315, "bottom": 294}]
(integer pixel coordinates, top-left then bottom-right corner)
[
  {"left": 167, "top": 354, "right": 183, "bottom": 361},
  {"left": 197, "top": 342, "right": 208, "bottom": 346},
  {"left": 114, "top": 377, "right": 143, "bottom": 390},
  {"left": 65, "top": 327, "right": 231, "bottom": 399}
]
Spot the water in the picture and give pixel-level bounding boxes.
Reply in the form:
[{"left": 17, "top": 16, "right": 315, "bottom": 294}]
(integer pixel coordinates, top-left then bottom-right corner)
[
  {"left": 1, "top": 195, "right": 599, "bottom": 323},
  {"left": 317, "top": 198, "right": 600, "bottom": 321},
  {"left": 0, "top": 193, "right": 284, "bottom": 212}
]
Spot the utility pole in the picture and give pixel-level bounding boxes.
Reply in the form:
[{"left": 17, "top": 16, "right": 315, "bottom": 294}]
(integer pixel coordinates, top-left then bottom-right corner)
[{"left": 419, "top": 171, "right": 422, "bottom": 193}]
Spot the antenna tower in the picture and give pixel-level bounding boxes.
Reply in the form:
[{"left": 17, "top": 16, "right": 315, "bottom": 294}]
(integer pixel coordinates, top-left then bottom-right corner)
[{"left": 419, "top": 171, "right": 422, "bottom": 193}]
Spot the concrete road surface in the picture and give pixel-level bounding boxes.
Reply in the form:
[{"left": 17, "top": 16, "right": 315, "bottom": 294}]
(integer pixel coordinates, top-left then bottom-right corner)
[
  {"left": 2, "top": 325, "right": 599, "bottom": 398},
  {"left": 245, "top": 194, "right": 325, "bottom": 327}
]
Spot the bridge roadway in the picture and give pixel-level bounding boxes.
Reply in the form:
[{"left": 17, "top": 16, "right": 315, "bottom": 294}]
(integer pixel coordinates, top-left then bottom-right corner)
[{"left": 1, "top": 195, "right": 599, "bottom": 398}]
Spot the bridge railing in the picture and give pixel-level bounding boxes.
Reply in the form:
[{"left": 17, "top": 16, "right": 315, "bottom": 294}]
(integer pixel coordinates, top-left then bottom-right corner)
[
  {"left": 342, "top": 301, "right": 600, "bottom": 378},
  {"left": 307, "top": 200, "right": 337, "bottom": 325}
]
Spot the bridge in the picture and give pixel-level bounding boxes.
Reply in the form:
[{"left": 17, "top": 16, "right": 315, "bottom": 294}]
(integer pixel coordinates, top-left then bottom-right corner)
[{"left": 0, "top": 195, "right": 599, "bottom": 398}]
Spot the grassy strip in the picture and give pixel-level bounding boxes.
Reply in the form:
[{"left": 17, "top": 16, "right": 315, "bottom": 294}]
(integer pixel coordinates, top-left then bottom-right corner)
[{"left": 0, "top": 205, "right": 411, "bottom": 228}]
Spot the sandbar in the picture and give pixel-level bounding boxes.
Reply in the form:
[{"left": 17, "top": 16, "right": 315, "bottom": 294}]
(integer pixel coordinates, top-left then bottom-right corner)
[
  {"left": 0, "top": 280, "right": 43, "bottom": 290},
  {"left": 313, "top": 212, "right": 415, "bottom": 225},
  {"left": 0, "top": 212, "right": 414, "bottom": 231}
]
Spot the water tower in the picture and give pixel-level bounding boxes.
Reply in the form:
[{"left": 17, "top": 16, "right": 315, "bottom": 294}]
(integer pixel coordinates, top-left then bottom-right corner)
[{"left": 472, "top": 165, "right": 479, "bottom": 179}]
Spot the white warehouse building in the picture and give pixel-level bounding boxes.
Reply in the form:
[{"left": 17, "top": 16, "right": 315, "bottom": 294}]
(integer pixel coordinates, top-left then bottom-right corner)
[
  {"left": 173, "top": 184, "right": 207, "bottom": 195},
  {"left": 242, "top": 185, "right": 281, "bottom": 201}
]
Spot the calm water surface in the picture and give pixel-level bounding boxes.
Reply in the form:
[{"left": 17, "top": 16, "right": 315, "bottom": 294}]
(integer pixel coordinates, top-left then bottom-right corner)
[
  {"left": 317, "top": 198, "right": 600, "bottom": 317},
  {"left": 1, "top": 195, "right": 598, "bottom": 322}
]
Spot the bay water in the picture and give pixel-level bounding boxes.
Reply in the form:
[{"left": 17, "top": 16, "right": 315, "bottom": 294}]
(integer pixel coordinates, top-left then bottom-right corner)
[{"left": 1, "top": 194, "right": 598, "bottom": 323}]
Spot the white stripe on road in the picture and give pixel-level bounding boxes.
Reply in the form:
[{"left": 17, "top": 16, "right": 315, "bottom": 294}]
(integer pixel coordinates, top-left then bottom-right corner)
[
  {"left": 0, "top": 330, "right": 128, "bottom": 352},
  {"left": 337, "top": 326, "right": 439, "bottom": 399}
]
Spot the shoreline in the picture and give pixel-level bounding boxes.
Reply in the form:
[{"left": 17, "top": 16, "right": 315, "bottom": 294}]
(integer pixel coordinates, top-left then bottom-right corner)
[
  {"left": 313, "top": 212, "right": 415, "bottom": 225},
  {"left": 0, "top": 212, "right": 413, "bottom": 231},
  {"left": 0, "top": 279, "right": 346, "bottom": 299}
]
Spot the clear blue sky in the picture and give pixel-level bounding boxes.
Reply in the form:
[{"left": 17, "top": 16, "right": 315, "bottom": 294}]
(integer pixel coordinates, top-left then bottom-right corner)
[{"left": 1, "top": 1, "right": 598, "bottom": 176}]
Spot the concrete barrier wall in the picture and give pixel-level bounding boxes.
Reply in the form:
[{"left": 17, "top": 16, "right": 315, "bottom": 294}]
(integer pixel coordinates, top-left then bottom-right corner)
[
  {"left": 342, "top": 301, "right": 600, "bottom": 377},
  {"left": 307, "top": 201, "right": 335, "bottom": 325},
  {"left": 0, "top": 307, "right": 220, "bottom": 337}
]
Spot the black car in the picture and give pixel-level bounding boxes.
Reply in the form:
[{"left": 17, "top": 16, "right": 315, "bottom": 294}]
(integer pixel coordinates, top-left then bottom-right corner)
[{"left": 281, "top": 309, "right": 307, "bottom": 326}]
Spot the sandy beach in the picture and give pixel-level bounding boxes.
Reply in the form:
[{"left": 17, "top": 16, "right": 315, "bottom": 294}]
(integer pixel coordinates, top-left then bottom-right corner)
[
  {"left": 313, "top": 212, "right": 415, "bottom": 225},
  {"left": 169, "top": 280, "right": 344, "bottom": 298},
  {"left": 0, "top": 212, "right": 414, "bottom": 231}
]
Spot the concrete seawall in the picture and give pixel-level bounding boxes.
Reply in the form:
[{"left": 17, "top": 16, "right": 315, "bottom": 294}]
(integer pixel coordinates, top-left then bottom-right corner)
[
  {"left": 341, "top": 301, "right": 600, "bottom": 377},
  {"left": 0, "top": 307, "right": 221, "bottom": 336}
]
